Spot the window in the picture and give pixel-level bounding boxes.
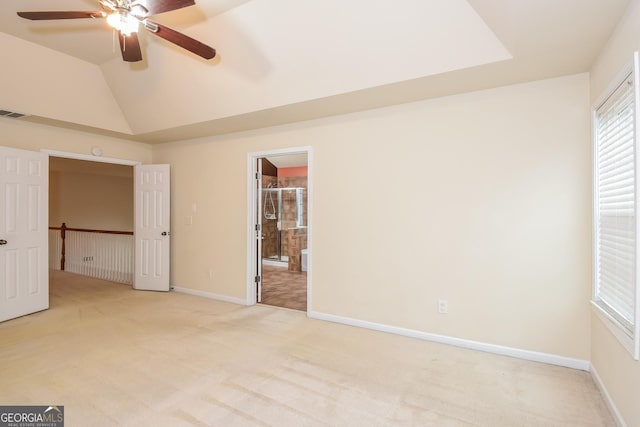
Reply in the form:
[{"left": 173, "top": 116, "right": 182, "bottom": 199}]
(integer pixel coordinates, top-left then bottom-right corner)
[{"left": 593, "top": 53, "right": 640, "bottom": 359}]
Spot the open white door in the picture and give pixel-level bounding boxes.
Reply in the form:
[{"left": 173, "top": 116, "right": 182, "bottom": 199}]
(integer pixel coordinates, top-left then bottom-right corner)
[
  {"left": 134, "top": 164, "right": 170, "bottom": 292},
  {"left": 0, "top": 146, "right": 48, "bottom": 322}
]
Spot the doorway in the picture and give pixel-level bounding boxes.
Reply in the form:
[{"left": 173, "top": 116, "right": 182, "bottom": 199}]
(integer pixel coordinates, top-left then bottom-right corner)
[
  {"left": 0, "top": 145, "right": 170, "bottom": 323},
  {"left": 248, "top": 148, "right": 312, "bottom": 312},
  {"left": 45, "top": 150, "right": 172, "bottom": 292},
  {"left": 49, "top": 156, "right": 135, "bottom": 284}
]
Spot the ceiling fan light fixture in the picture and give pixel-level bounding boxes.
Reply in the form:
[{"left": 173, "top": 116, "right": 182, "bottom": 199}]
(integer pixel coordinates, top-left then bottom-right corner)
[
  {"left": 106, "top": 12, "right": 138, "bottom": 35},
  {"left": 17, "top": 0, "right": 216, "bottom": 61}
]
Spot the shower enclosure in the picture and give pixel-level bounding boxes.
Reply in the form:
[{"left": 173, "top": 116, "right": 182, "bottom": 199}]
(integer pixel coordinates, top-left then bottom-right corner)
[{"left": 262, "top": 185, "right": 307, "bottom": 263}]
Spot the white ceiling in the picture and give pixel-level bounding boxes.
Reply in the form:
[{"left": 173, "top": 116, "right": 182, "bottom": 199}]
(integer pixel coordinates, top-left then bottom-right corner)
[
  {"left": 0, "top": 0, "right": 631, "bottom": 144},
  {"left": 267, "top": 154, "right": 307, "bottom": 169}
]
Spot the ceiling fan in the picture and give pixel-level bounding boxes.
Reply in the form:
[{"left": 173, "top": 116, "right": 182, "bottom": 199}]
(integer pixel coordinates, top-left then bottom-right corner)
[{"left": 17, "top": 0, "right": 216, "bottom": 62}]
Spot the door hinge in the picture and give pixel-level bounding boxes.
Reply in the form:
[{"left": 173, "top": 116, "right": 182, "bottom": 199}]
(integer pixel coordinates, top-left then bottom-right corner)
[
  {"left": 255, "top": 172, "right": 261, "bottom": 180},
  {"left": 255, "top": 224, "right": 261, "bottom": 231},
  {"left": 255, "top": 275, "right": 261, "bottom": 284}
]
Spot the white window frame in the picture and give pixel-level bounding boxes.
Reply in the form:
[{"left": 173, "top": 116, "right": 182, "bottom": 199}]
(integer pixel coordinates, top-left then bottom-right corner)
[{"left": 592, "top": 52, "right": 640, "bottom": 360}]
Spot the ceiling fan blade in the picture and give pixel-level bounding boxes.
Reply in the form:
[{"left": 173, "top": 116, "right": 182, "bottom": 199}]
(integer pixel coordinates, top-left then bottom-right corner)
[
  {"left": 17, "top": 11, "right": 105, "bottom": 20},
  {"left": 118, "top": 31, "right": 143, "bottom": 62},
  {"left": 134, "top": 0, "right": 195, "bottom": 15},
  {"left": 145, "top": 20, "right": 215, "bottom": 60}
]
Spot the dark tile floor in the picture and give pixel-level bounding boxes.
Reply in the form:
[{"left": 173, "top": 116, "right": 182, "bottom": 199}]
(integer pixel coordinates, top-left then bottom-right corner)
[{"left": 260, "top": 263, "right": 307, "bottom": 311}]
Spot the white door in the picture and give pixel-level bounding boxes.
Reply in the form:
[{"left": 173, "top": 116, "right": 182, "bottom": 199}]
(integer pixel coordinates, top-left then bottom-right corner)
[
  {"left": 256, "top": 159, "right": 263, "bottom": 302},
  {"left": 0, "top": 147, "right": 48, "bottom": 322},
  {"left": 134, "top": 164, "right": 170, "bottom": 291}
]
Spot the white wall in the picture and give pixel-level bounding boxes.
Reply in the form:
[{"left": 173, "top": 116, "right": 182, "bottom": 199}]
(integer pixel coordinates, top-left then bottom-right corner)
[
  {"left": 153, "top": 73, "right": 592, "bottom": 361},
  {"left": 0, "top": 118, "right": 152, "bottom": 163},
  {"left": 2, "top": 117, "right": 149, "bottom": 231},
  {"left": 589, "top": 1, "right": 640, "bottom": 426},
  {"left": 0, "top": 33, "right": 131, "bottom": 134}
]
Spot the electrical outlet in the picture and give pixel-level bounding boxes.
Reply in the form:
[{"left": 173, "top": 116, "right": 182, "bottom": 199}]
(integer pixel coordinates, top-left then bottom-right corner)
[
  {"left": 438, "top": 299, "right": 448, "bottom": 314},
  {"left": 208, "top": 269, "right": 213, "bottom": 280}
]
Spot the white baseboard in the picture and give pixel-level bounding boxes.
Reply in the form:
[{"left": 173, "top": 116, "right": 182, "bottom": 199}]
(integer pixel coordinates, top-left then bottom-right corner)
[
  {"left": 591, "top": 365, "right": 628, "bottom": 427},
  {"left": 166, "top": 289, "right": 590, "bottom": 371},
  {"left": 172, "top": 286, "right": 246, "bottom": 306},
  {"left": 308, "top": 310, "right": 590, "bottom": 371}
]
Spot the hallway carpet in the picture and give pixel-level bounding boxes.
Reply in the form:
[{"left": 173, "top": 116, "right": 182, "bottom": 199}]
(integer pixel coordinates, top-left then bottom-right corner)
[{"left": 0, "top": 271, "right": 615, "bottom": 426}]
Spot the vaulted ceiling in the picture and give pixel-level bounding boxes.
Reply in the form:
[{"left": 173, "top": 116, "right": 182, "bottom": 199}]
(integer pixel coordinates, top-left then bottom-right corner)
[{"left": 0, "top": 0, "right": 630, "bottom": 143}]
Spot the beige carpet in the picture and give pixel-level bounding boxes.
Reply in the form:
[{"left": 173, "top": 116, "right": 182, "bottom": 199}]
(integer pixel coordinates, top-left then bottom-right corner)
[{"left": 0, "top": 270, "right": 614, "bottom": 426}]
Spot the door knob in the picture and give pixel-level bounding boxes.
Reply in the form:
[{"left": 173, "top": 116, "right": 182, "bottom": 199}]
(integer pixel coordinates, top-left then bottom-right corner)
[{"left": 0, "top": 240, "right": 7, "bottom": 245}]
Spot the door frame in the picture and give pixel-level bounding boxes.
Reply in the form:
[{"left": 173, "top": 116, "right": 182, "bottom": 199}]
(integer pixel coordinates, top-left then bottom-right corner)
[
  {"left": 42, "top": 149, "right": 142, "bottom": 287},
  {"left": 44, "top": 152, "right": 171, "bottom": 292},
  {"left": 246, "top": 147, "right": 313, "bottom": 311},
  {"left": 41, "top": 150, "right": 141, "bottom": 167}
]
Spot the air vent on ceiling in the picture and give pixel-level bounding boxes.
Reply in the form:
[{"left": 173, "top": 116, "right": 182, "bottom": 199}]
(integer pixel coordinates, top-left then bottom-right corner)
[{"left": 0, "top": 109, "right": 29, "bottom": 119}]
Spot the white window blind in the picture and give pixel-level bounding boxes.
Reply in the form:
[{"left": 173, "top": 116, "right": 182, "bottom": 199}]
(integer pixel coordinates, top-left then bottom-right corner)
[{"left": 594, "top": 71, "right": 637, "bottom": 336}]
